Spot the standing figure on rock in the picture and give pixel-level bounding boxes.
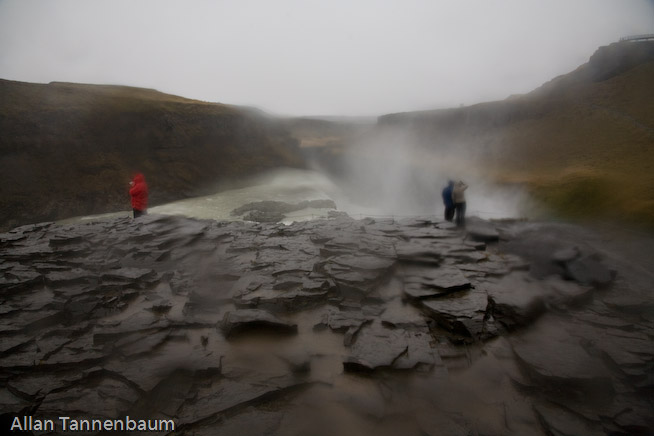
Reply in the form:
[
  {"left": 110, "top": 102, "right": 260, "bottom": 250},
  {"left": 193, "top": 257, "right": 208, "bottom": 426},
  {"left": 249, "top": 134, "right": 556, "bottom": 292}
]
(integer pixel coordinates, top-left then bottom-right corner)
[
  {"left": 441, "top": 180, "right": 455, "bottom": 222},
  {"left": 129, "top": 173, "right": 148, "bottom": 218},
  {"left": 452, "top": 180, "right": 468, "bottom": 227}
]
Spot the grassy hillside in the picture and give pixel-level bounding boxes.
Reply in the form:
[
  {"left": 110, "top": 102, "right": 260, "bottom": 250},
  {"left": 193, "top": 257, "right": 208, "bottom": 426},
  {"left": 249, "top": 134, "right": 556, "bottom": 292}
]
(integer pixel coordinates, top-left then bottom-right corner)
[
  {"left": 491, "top": 60, "right": 654, "bottom": 225},
  {"left": 379, "top": 41, "right": 654, "bottom": 227},
  {"left": 0, "top": 81, "right": 304, "bottom": 230}
]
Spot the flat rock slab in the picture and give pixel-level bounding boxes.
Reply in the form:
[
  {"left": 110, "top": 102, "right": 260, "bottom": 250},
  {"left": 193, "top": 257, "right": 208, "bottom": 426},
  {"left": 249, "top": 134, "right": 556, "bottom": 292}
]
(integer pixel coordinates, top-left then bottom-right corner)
[
  {"left": 0, "top": 267, "right": 43, "bottom": 291},
  {"left": 551, "top": 246, "right": 580, "bottom": 264},
  {"left": 391, "top": 330, "right": 439, "bottom": 370},
  {"left": 7, "top": 370, "right": 84, "bottom": 399},
  {"left": 220, "top": 309, "right": 298, "bottom": 338},
  {"left": 565, "top": 256, "right": 613, "bottom": 287},
  {"left": 175, "top": 377, "right": 304, "bottom": 425},
  {"left": 421, "top": 289, "right": 490, "bottom": 339},
  {"left": 397, "top": 227, "right": 453, "bottom": 240},
  {"left": 343, "top": 323, "right": 435, "bottom": 372},
  {"left": 38, "top": 375, "right": 142, "bottom": 419},
  {"left": 101, "top": 267, "right": 157, "bottom": 282},
  {"left": 331, "top": 254, "right": 395, "bottom": 271},
  {"left": 45, "top": 268, "right": 96, "bottom": 287},
  {"left": 566, "top": 321, "right": 654, "bottom": 375},
  {"left": 457, "top": 261, "right": 510, "bottom": 277},
  {"left": 533, "top": 401, "right": 606, "bottom": 436},
  {"left": 402, "top": 265, "right": 471, "bottom": 299},
  {"left": 235, "top": 285, "right": 331, "bottom": 312},
  {"left": 315, "top": 309, "right": 373, "bottom": 333},
  {"left": 344, "top": 327, "right": 407, "bottom": 372},
  {"left": 397, "top": 217, "right": 438, "bottom": 227},
  {"left": 315, "top": 308, "right": 374, "bottom": 345},
  {"left": 466, "top": 218, "right": 500, "bottom": 242},
  {"left": 511, "top": 317, "right": 613, "bottom": 389},
  {"left": 381, "top": 305, "right": 429, "bottom": 331},
  {"left": 485, "top": 272, "right": 551, "bottom": 329},
  {"left": 543, "top": 276, "right": 594, "bottom": 306},
  {"left": 403, "top": 282, "right": 455, "bottom": 299},
  {"left": 395, "top": 240, "right": 443, "bottom": 265}
]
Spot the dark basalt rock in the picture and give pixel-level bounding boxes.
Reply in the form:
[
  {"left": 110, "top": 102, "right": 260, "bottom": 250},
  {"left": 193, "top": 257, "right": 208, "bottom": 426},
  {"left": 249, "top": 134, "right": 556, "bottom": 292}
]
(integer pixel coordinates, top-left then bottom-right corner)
[
  {"left": 402, "top": 265, "right": 470, "bottom": 299},
  {"left": 485, "top": 272, "right": 549, "bottom": 329},
  {"left": 551, "top": 246, "right": 580, "bottom": 264},
  {"left": 420, "top": 289, "right": 490, "bottom": 340},
  {"left": 533, "top": 401, "right": 606, "bottom": 436},
  {"left": 0, "top": 266, "right": 43, "bottom": 292},
  {"left": 330, "top": 254, "right": 395, "bottom": 271},
  {"left": 381, "top": 306, "right": 429, "bottom": 331},
  {"left": 511, "top": 318, "right": 613, "bottom": 389},
  {"left": 391, "top": 329, "right": 438, "bottom": 370},
  {"left": 220, "top": 309, "right": 298, "bottom": 338},
  {"left": 0, "top": 213, "right": 650, "bottom": 434},
  {"left": 485, "top": 272, "right": 591, "bottom": 329},
  {"left": 397, "top": 216, "right": 437, "bottom": 228},
  {"left": 174, "top": 377, "right": 308, "bottom": 427},
  {"left": 465, "top": 218, "right": 500, "bottom": 242},
  {"left": 101, "top": 267, "right": 156, "bottom": 282},
  {"left": 315, "top": 309, "right": 373, "bottom": 333},
  {"left": 343, "top": 323, "right": 435, "bottom": 372},
  {"left": 564, "top": 255, "right": 613, "bottom": 287},
  {"left": 395, "top": 240, "right": 443, "bottom": 265},
  {"left": 543, "top": 276, "right": 594, "bottom": 307},
  {"left": 233, "top": 283, "right": 332, "bottom": 312},
  {"left": 38, "top": 376, "right": 142, "bottom": 419},
  {"left": 314, "top": 309, "right": 373, "bottom": 345}
]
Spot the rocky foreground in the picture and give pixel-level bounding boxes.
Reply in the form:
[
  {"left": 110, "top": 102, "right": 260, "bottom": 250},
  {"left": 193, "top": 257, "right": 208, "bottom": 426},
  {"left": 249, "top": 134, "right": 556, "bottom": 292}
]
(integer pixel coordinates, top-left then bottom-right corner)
[{"left": 0, "top": 214, "right": 652, "bottom": 435}]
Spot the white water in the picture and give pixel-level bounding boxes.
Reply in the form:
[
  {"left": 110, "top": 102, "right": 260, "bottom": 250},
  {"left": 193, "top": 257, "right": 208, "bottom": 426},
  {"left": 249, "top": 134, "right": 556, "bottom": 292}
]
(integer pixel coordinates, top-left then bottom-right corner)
[{"left": 149, "top": 168, "right": 380, "bottom": 224}]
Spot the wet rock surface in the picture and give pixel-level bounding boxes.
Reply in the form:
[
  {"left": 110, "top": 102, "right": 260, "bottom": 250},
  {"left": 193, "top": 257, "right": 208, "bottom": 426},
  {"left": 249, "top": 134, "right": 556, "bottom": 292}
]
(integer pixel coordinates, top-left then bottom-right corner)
[
  {"left": 221, "top": 309, "right": 298, "bottom": 338},
  {"left": 0, "top": 214, "right": 652, "bottom": 435}
]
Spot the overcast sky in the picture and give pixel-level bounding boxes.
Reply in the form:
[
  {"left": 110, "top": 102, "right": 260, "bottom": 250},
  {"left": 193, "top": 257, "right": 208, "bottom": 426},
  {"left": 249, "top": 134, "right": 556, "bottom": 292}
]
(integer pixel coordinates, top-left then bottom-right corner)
[{"left": 1, "top": 0, "right": 652, "bottom": 116}]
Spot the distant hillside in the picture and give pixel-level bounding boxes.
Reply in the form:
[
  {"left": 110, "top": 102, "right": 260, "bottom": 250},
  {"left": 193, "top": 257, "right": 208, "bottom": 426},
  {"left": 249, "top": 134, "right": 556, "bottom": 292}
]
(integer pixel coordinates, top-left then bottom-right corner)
[
  {"left": 282, "top": 117, "right": 373, "bottom": 148},
  {"left": 378, "top": 40, "right": 654, "bottom": 227},
  {"left": 0, "top": 81, "right": 304, "bottom": 230}
]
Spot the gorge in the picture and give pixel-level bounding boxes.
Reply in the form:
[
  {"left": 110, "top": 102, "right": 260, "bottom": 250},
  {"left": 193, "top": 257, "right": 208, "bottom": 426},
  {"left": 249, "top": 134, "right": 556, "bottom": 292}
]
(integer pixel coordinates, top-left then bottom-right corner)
[{"left": 1, "top": 39, "right": 653, "bottom": 435}]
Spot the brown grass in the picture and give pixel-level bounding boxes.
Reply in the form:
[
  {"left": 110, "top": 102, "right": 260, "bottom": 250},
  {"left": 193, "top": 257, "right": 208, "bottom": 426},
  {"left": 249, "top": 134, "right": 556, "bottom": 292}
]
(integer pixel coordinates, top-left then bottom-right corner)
[{"left": 476, "top": 60, "right": 654, "bottom": 227}]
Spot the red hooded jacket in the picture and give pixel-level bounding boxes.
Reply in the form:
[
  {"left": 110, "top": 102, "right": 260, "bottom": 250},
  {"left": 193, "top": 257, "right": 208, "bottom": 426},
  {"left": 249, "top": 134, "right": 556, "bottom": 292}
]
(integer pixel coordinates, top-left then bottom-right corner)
[{"left": 129, "top": 173, "right": 148, "bottom": 211}]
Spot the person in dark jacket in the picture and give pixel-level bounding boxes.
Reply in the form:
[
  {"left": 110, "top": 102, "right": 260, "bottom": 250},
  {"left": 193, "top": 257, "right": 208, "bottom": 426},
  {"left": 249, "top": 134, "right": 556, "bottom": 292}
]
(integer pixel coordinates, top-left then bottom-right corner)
[
  {"left": 129, "top": 173, "right": 148, "bottom": 218},
  {"left": 441, "top": 180, "right": 455, "bottom": 222}
]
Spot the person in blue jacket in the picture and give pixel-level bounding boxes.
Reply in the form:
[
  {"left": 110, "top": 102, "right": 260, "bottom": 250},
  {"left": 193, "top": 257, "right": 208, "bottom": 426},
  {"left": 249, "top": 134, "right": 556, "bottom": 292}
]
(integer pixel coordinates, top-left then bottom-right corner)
[{"left": 441, "top": 180, "right": 455, "bottom": 222}]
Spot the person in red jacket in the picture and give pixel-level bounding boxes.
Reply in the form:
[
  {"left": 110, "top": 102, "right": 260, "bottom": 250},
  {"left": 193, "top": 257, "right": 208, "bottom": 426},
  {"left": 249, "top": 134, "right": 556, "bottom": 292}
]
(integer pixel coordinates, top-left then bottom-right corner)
[{"left": 129, "top": 173, "right": 148, "bottom": 218}]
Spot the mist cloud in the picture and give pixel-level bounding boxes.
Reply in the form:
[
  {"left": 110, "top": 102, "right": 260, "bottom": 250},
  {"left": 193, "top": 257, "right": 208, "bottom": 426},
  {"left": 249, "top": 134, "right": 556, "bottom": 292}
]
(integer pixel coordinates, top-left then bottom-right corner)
[{"left": 1, "top": 0, "right": 653, "bottom": 116}]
